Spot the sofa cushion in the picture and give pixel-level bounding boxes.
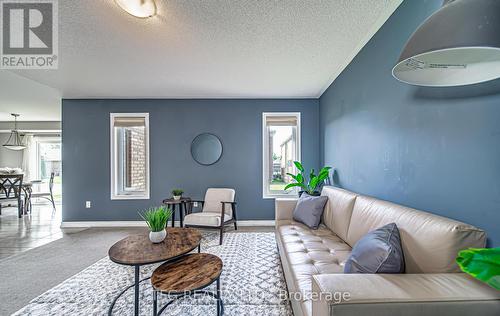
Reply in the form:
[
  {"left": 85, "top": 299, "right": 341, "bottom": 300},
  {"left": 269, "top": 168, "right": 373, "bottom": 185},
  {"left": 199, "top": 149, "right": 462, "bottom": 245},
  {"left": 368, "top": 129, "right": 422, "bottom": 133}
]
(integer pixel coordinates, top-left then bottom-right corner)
[
  {"left": 344, "top": 223, "right": 405, "bottom": 274},
  {"left": 346, "top": 195, "right": 486, "bottom": 273},
  {"left": 184, "top": 212, "right": 231, "bottom": 227},
  {"left": 277, "top": 220, "right": 351, "bottom": 300},
  {"left": 320, "top": 186, "right": 358, "bottom": 241},
  {"left": 293, "top": 193, "right": 328, "bottom": 229},
  {"left": 279, "top": 220, "right": 352, "bottom": 252}
]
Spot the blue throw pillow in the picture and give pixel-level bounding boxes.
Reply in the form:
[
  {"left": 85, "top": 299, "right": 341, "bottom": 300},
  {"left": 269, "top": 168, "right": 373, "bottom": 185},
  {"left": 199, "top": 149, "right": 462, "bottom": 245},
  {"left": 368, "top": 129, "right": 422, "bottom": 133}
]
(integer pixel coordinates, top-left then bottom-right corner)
[
  {"left": 344, "top": 223, "right": 405, "bottom": 273},
  {"left": 292, "top": 193, "right": 328, "bottom": 229}
]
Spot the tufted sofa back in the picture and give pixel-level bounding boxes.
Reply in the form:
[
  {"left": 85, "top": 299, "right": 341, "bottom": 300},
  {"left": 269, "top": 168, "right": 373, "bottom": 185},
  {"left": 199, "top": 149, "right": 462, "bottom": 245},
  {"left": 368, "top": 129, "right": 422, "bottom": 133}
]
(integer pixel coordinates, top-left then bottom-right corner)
[{"left": 321, "top": 186, "right": 487, "bottom": 273}]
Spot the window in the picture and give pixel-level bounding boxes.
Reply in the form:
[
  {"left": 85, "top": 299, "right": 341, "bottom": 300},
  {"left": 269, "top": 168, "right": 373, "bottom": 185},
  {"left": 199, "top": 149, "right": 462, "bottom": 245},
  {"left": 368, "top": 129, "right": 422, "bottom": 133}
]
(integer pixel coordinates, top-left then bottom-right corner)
[
  {"left": 36, "top": 137, "right": 61, "bottom": 181},
  {"left": 110, "top": 113, "right": 150, "bottom": 200},
  {"left": 262, "top": 112, "right": 301, "bottom": 198},
  {"left": 33, "top": 136, "right": 62, "bottom": 202}
]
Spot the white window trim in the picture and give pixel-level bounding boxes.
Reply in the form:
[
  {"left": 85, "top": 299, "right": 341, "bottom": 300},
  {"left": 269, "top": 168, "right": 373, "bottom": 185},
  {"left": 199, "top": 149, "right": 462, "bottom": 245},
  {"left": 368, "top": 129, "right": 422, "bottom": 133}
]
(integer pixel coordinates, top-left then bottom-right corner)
[
  {"left": 262, "top": 112, "right": 301, "bottom": 199},
  {"left": 110, "top": 113, "right": 150, "bottom": 200}
]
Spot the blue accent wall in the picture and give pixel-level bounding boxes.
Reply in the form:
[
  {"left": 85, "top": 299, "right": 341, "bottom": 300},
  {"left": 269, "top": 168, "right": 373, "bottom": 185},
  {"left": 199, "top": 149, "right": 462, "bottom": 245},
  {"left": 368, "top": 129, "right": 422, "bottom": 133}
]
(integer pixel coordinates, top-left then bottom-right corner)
[
  {"left": 62, "top": 99, "right": 319, "bottom": 222},
  {"left": 319, "top": 0, "right": 500, "bottom": 247}
]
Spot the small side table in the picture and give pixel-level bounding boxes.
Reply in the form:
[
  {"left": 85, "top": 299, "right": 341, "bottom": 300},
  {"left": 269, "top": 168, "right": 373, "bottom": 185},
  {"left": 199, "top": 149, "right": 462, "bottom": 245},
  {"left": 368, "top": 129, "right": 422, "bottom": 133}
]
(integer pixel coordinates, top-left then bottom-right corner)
[{"left": 162, "top": 197, "right": 191, "bottom": 227}]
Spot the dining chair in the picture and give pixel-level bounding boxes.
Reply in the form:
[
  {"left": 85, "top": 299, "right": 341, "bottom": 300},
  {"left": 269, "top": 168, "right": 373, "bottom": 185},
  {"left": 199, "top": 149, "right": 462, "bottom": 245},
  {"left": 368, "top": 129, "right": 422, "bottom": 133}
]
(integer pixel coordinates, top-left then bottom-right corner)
[
  {"left": 0, "top": 174, "right": 24, "bottom": 217},
  {"left": 183, "top": 188, "right": 237, "bottom": 245},
  {"left": 29, "top": 172, "right": 56, "bottom": 212}
]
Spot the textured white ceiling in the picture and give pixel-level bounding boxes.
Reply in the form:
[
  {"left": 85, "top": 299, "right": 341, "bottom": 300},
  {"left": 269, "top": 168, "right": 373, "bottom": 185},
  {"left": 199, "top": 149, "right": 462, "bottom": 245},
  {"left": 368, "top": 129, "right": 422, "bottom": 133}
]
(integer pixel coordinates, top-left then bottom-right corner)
[
  {"left": 11, "top": 0, "right": 402, "bottom": 99},
  {"left": 0, "top": 71, "right": 61, "bottom": 121}
]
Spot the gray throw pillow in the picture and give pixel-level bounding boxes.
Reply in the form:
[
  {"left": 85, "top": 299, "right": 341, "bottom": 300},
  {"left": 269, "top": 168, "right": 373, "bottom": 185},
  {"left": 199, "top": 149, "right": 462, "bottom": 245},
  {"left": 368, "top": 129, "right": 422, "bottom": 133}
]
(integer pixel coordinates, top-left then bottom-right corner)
[
  {"left": 344, "top": 223, "right": 405, "bottom": 274},
  {"left": 292, "top": 193, "right": 328, "bottom": 229}
]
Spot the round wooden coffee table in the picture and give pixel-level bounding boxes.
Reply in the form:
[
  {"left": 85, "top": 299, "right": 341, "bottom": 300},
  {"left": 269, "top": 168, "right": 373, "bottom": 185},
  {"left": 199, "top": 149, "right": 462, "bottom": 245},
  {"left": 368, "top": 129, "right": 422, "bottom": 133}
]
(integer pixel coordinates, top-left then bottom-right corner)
[
  {"left": 108, "top": 228, "right": 202, "bottom": 316},
  {"left": 151, "top": 253, "right": 224, "bottom": 315}
]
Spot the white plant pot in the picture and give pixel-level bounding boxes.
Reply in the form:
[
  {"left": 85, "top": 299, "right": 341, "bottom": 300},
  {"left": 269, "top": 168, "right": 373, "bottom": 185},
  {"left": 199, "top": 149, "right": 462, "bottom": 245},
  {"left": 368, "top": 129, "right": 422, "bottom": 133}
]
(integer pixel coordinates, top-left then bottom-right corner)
[
  {"left": 149, "top": 229, "right": 167, "bottom": 243},
  {"left": 173, "top": 195, "right": 181, "bottom": 200}
]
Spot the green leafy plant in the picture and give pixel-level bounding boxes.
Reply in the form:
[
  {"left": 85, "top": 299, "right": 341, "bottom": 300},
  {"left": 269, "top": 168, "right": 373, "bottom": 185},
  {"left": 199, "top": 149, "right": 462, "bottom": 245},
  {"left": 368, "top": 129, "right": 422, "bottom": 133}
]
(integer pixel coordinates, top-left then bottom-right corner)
[
  {"left": 171, "top": 189, "right": 184, "bottom": 196},
  {"left": 456, "top": 248, "right": 500, "bottom": 290},
  {"left": 284, "top": 161, "right": 332, "bottom": 195},
  {"left": 139, "top": 206, "right": 172, "bottom": 232}
]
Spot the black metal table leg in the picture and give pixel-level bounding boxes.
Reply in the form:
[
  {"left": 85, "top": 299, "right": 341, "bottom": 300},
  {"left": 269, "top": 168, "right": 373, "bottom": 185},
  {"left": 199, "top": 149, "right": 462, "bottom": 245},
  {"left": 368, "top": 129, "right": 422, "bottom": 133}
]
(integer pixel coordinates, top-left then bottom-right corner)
[
  {"left": 153, "top": 290, "right": 158, "bottom": 316},
  {"left": 217, "top": 278, "right": 221, "bottom": 316},
  {"left": 157, "top": 290, "right": 222, "bottom": 316},
  {"left": 134, "top": 266, "right": 140, "bottom": 316},
  {"left": 179, "top": 202, "right": 186, "bottom": 227},
  {"left": 155, "top": 278, "right": 223, "bottom": 316},
  {"left": 171, "top": 205, "right": 176, "bottom": 227},
  {"left": 108, "top": 267, "right": 150, "bottom": 316}
]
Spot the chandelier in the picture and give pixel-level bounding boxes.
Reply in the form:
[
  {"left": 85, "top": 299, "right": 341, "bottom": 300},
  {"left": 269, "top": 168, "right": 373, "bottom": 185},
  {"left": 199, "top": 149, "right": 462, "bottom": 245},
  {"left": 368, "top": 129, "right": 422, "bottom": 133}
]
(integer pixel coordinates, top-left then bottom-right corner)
[{"left": 3, "top": 114, "right": 26, "bottom": 151}]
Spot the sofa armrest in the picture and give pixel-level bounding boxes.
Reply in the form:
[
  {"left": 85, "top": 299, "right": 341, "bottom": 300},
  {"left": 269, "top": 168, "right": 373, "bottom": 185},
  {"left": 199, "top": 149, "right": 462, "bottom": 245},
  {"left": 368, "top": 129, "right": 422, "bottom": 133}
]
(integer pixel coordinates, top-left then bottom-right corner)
[
  {"left": 275, "top": 198, "right": 298, "bottom": 222},
  {"left": 312, "top": 273, "right": 500, "bottom": 316}
]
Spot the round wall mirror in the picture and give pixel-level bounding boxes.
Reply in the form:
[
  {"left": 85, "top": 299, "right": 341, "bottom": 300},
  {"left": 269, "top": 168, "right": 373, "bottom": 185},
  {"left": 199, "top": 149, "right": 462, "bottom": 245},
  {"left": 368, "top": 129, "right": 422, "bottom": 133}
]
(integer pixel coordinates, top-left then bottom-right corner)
[{"left": 191, "top": 133, "right": 223, "bottom": 166}]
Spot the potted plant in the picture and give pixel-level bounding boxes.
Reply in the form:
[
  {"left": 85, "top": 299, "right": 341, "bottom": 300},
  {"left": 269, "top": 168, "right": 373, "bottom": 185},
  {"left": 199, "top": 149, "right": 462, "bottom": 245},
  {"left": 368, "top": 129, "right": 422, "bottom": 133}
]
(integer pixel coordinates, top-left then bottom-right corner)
[
  {"left": 284, "top": 161, "right": 332, "bottom": 196},
  {"left": 139, "top": 206, "right": 173, "bottom": 243},
  {"left": 456, "top": 248, "right": 500, "bottom": 290},
  {"left": 171, "top": 189, "right": 184, "bottom": 200}
]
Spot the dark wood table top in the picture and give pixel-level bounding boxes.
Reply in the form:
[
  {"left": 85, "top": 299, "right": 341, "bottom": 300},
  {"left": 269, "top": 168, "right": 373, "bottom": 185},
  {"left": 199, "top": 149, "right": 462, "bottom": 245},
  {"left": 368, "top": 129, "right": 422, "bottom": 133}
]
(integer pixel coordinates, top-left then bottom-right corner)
[
  {"left": 151, "top": 253, "right": 223, "bottom": 293},
  {"left": 108, "top": 228, "right": 202, "bottom": 266},
  {"left": 162, "top": 197, "right": 191, "bottom": 204}
]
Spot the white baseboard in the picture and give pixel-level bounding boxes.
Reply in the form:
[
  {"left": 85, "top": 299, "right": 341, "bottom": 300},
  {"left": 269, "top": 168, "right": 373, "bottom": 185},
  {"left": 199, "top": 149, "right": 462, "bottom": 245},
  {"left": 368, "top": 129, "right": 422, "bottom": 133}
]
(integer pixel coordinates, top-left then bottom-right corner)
[
  {"left": 60, "top": 221, "right": 148, "bottom": 228},
  {"left": 60, "top": 220, "right": 275, "bottom": 229},
  {"left": 237, "top": 220, "right": 275, "bottom": 226}
]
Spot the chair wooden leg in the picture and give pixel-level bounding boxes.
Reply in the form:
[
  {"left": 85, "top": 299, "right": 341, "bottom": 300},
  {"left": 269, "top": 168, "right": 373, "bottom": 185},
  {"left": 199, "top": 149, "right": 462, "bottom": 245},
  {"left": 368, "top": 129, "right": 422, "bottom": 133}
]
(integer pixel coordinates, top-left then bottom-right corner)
[
  {"left": 232, "top": 203, "right": 238, "bottom": 231},
  {"left": 219, "top": 226, "right": 224, "bottom": 245}
]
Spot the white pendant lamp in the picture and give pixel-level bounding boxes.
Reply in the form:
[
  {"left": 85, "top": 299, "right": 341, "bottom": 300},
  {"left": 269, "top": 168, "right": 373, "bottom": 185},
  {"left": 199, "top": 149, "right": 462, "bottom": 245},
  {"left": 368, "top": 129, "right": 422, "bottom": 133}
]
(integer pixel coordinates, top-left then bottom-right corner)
[
  {"left": 3, "top": 114, "right": 26, "bottom": 151},
  {"left": 115, "top": 0, "right": 157, "bottom": 18},
  {"left": 392, "top": 0, "right": 500, "bottom": 87}
]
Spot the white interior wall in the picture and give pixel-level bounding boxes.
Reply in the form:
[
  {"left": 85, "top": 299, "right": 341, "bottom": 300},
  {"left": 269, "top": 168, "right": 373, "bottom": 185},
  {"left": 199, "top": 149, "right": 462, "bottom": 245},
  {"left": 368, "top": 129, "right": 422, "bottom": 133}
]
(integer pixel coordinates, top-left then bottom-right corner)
[{"left": 0, "top": 133, "right": 24, "bottom": 168}]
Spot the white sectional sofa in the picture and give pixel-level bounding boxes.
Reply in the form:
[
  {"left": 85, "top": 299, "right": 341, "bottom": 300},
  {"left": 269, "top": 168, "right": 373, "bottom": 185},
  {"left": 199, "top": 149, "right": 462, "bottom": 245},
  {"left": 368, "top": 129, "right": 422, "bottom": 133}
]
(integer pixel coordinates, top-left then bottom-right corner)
[{"left": 275, "top": 186, "right": 500, "bottom": 316}]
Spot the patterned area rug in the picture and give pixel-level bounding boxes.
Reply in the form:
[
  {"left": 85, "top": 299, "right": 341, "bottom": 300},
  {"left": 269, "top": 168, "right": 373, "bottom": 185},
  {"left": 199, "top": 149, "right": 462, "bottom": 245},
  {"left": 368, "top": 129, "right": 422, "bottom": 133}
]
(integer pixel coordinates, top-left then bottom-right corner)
[{"left": 13, "top": 232, "right": 292, "bottom": 316}]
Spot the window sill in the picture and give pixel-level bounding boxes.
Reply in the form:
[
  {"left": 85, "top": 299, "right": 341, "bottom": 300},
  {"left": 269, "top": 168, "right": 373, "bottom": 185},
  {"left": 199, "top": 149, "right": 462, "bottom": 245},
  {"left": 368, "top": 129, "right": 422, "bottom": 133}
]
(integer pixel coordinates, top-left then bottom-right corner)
[
  {"left": 111, "top": 195, "right": 150, "bottom": 200},
  {"left": 263, "top": 194, "right": 299, "bottom": 200}
]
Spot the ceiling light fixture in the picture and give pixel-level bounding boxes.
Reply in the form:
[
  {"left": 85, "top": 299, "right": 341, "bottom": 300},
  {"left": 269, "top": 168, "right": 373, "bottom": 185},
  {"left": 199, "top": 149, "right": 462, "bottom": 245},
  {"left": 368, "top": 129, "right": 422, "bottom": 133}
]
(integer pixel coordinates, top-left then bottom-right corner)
[
  {"left": 393, "top": 0, "right": 500, "bottom": 87},
  {"left": 115, "top": 0, "right": 157, "bottom": 18},
  {"left": 3, "top": 114, "right": 26, "bottom": 151}
]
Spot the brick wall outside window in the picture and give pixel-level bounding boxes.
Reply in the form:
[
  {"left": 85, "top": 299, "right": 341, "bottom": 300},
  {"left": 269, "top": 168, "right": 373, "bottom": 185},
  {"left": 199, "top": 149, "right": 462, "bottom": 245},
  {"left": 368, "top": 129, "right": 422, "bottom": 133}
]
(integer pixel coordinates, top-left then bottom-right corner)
[{"left": 125, "top": 127, "right": 146, "bottom": 191}]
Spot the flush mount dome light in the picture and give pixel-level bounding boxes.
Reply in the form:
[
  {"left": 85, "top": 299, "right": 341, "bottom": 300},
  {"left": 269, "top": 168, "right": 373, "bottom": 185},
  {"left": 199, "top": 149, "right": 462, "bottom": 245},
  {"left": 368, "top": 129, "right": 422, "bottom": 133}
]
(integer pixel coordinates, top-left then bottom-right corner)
[
  {"left": 393, "top": 0, "right": 500, "bottom": 87},
  {"left": 115, "top": 0, "right": 157, "bottom": 18}
]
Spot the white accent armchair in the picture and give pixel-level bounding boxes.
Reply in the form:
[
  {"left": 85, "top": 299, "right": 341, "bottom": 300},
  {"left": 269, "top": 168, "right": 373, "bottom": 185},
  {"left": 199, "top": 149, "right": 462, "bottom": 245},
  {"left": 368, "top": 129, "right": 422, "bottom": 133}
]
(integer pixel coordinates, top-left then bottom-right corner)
[{"left": 183, "top": 188, "right": 237, "bottom": 245}]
